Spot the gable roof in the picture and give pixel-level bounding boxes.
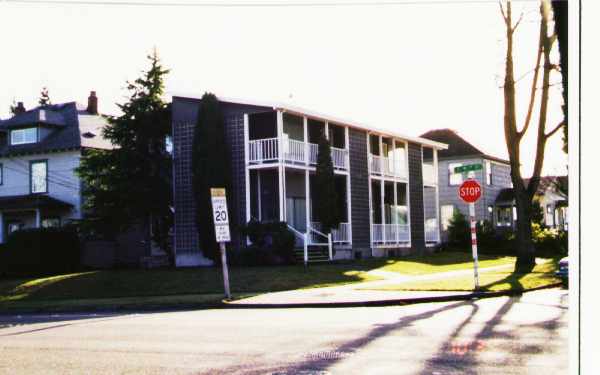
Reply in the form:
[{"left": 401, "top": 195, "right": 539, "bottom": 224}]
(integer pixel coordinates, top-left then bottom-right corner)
[
  {"left": 524, "top": 175, "right": 568, "bottom": 196},
  {"left": 171, "top": 93, "right": 448, "bottom": 150},
  {"left": 419, "top": 128, "right": 509, "bottom": 164},
  {"left": 0, "top": 102, "right": 113, "bottom": 157}
]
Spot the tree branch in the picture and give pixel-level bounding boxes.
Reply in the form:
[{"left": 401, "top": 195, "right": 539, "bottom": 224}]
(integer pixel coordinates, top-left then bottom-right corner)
[
  {"left": 513, "top": 11, "right": 525, "bottom": 31},
  {"left": 545, "top": 121, "right": 564, "bottom": 139},
  {"left": 499, "top": 1, "right": 508, "bottom": 24}
]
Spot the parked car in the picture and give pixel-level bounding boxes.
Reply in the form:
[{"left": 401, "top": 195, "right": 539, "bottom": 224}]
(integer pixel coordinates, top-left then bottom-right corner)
[{"left": 555, "top": 256, "right": 568, "bottom": 287}]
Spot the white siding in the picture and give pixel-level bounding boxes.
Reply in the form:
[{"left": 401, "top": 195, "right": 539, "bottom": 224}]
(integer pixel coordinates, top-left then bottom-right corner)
[{"left": 0, "top": 151, "right": 82, "bottom": 220}]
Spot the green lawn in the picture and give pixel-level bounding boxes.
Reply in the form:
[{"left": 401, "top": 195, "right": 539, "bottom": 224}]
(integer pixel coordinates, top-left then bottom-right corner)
[
  {"left": 368, "top": 252, "right": 515, "bottom": 275},
  {"left": 0, "top": 251, "right": 518, "bottom": 311},
  {"left": 364, "top": 257, "right": 562, "bottom": 292}
]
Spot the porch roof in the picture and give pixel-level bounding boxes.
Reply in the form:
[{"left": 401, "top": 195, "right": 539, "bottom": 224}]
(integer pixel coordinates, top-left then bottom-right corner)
[
  {"left": 170, "top": 93, "right": 448, "bottom": 150},
  {"left": 0, "top": 194, "right": 73, "bottom": 211},
  {"left": 495, "top": 188, "right": 515, "bottom": 204}
]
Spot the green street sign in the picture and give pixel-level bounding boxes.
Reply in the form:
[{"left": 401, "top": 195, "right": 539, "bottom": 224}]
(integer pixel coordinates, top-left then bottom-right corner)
[{"left": 454, "top": 164, "right": 483, "bottom": 173}]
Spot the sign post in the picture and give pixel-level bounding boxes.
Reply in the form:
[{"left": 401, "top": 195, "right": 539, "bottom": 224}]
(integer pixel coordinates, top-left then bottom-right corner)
[
  {"left": 211, "top": 188, "right": 231, "bottom": 300},
  {"left": 458, "top": 178, "right": 482, "bottom": 291}
]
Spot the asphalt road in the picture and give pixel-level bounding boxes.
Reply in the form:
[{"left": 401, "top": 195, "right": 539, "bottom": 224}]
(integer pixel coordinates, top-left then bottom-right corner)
[{"left": 0, "top": 289, "right": 568, "bottom": 375}]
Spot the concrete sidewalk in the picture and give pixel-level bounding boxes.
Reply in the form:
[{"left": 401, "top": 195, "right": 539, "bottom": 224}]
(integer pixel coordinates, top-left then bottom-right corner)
[{"left": 227, "top": 264, "right": 515, "bottom": 306}]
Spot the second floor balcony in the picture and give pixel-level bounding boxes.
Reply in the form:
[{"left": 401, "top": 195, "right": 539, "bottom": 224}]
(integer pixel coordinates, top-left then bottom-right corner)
[
  {"left": 249, "top": 137, "right": 349, "bottom": 170},
  {"left": 368, "top": 154, "right": 407, "bottom": 179}
]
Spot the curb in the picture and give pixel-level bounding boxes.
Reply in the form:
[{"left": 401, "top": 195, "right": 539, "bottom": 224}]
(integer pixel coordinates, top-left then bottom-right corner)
[
  {"left": 221, "top": 282, "right": 565, "bottom": 309},
  {"left": 0, "top": 283, "right": 565, "bottom": 315}
]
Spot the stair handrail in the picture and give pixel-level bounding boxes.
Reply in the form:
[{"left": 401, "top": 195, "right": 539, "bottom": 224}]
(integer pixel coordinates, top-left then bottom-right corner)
[
  {"left": 287, "top": 224, "right": 309, "bottom": 266},
  {"left": 307, "top": 224, "right": 332, "bottom": 261}
]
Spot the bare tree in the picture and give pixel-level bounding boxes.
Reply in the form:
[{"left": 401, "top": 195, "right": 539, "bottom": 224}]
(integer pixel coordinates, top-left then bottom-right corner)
[{"left": 499, "top": 0, "right": 564, "bottom": 273}]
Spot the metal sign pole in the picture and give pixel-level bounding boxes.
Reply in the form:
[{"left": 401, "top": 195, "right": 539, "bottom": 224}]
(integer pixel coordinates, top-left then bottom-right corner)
[
  {"left": 220, "top": 242, "right": 231, "bottom": 300},
  {"left": 469, "top": 202, "right": 480, "bottom": 290}
]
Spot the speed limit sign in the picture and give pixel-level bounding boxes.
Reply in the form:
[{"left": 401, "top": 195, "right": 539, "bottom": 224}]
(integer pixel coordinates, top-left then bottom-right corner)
[{"left": 210, "top": 188, "right": 231, "bottom": 242}]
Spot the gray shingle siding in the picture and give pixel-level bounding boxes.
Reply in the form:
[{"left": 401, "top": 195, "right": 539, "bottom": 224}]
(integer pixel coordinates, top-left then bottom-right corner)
[
  {"left": 437, "top": 157, "right": 512, "bottom": 227},
  {"left": 408, "top": 142, "right": 425, "bottom": 252},
  {"left": 172, "top": 97, "right": 271, "bottom": 260},
  {"left": 348, "top": 128, "right": 370, "bottom": 250}
]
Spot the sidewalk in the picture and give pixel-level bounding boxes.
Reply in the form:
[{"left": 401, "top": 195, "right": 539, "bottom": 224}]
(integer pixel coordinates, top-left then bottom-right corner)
[{"left": 226, "top": 264, "right": 516, "bottom": 306}]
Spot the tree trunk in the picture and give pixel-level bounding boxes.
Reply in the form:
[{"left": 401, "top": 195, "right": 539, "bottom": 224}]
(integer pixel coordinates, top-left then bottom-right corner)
[{"left": 514, "top": 192, "right": 535, "bottom": 273}]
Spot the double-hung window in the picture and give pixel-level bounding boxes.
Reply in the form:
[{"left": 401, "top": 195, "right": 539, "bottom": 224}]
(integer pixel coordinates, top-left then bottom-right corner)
[
  {"left": 448, "top": 163, "right": 463, "bottom": 186},
  {"left": 30, "top": 160, "right": 48, "bottom": 194},
  {"left": 11, "top": 128, "right": 38, "bottom": 145},
  {"left": 486, "top": 160, "right": 493, "bottom": 185}
]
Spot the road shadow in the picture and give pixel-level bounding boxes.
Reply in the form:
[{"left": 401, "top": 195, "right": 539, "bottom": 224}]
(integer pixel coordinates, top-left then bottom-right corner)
[{"left": 0, "top": 312, "right": 141, "bottom": 335}]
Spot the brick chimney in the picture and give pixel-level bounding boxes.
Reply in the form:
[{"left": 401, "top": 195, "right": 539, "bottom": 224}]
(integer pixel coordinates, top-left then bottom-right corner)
[
  {"left": 15, "top": 102, "right": 26, "bottom": 115},
  {"left": 87, "top": 91, "right": 98, "bottom": 115}
]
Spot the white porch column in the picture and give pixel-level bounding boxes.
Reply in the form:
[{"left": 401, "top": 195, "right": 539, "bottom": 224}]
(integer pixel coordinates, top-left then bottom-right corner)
[
  {"left": 0, "top": 212, "right": 3, "bottom": 243},
  {"left": 380, "top": 179, "right": 385, "bottom": 243},
  {"left": 277, "top": 110, "right": 285, "bottom": 221},
  {"left": 35, "top": 209, "right": 41, "bottom": 228},
  {"left": 305, "top": 169, "right": 310, "bottom": 233},
  {"left": 303, "top": 116, "right": 309, "bottom": 166},
  {"left": 434, "top": 148, "right": 440, "bottom": 242},
  {"left": 325, "top": 121, "right": 329, "bottom": 140},
  {"left": 244, "top": 114, "right": 251, "bottom": 223},
  {"left": 345, "top": 126, "right": 352, "bottom": 244},
  {"left": 393, "top": 181, "right": 398, "bottom": 243}
]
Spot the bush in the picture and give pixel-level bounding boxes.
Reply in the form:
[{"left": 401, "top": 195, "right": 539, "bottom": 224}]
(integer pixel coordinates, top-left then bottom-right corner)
[
  {"left": 0, "top": 227, "right": 81, "bottom": 277},
  {"left": 239, "top": 221, "right": 296, "bottom": 266},
  {"left": 447, "top": 210, "right": 470, "bottom": 247},
  {"left": 531, "top": 222, "right": 568, "bottom": 257}
]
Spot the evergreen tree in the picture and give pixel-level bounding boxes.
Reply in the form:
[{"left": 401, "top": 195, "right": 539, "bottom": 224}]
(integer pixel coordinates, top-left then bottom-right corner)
[
  {"left": 38, "top": 87, "right": 51, "bottom": 107},
  {"left": 447, "top": 209, "right": 470, "bottom": 247},
  {"left": 77, "top": 50, "right": 173, "bottom": 263},
  {"left": 191, "top": 93, "right": 231, "bottom": 261},
  {"left": 313, "top": 133, "right": 340, "bottom": 234}
]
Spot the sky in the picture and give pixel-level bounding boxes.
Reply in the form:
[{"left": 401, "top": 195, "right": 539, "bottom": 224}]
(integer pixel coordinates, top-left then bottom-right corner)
[{"left": 0, "top": 0, "right": 568, "bottom": 177}]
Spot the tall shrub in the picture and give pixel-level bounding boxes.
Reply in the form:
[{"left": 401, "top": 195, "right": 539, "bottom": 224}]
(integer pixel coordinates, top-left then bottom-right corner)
[
  {"left": 313, "top": 134, "right": 340, "bottom": 234},
  {"left": 191, "top": 93, "right": 231, "bottom": 261},
  {"left": 447, "top": 209, "right": 470, "bottom": 247}
]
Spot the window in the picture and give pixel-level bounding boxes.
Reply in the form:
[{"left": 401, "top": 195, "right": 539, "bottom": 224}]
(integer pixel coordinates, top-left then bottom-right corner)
[
  {"left": 441, "top": 205, "right": 455, "bottom": 230},
  {"left": 497, "top": 207, "right": 512, "bottom": 227},
  {"left": 30, "top": 160, "right": 48, "bottom": 193},
  {"left": 165, "top": 135, "right": 173, "bottom": 155},
  {"left": 7, "top": 222, "right": 24, "bottom": 234},
  {"left": 42, "top": 217, "right": 61, "bottom": 228},
  {"left": 11, "top": 127, "right": 38, "bottom": 145},
  {"left": 448, "top": 163, "right": 463, "bottom": 185},
  {"left": 486, "top": 160, "right": 493, "bottom": 185}
]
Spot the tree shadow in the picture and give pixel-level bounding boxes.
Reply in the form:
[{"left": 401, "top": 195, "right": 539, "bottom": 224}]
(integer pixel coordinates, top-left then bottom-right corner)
[{"left": 0, "top": 312, "right": 138, "bottom": 334}]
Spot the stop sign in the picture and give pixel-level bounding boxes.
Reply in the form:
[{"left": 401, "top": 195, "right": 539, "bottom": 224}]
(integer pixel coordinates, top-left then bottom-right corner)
[{"left": 458, "top": 179, "right": 481, "bottom": 203}]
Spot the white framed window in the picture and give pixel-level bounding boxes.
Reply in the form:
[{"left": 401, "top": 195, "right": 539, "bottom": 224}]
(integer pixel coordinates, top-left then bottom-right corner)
[
  {"left": 10, "top": 127, "right": 38, "bottom": 145},
  {"left": 441, "top": 205, "right": 454, "bottom": 230},
  {"left": 30, "top": 160, "right": 48, "bottom": 193},
  {"left": 42, "top": 217, "right": 61, "bottom": 228},
  {"left": 486, "top": 160, "right": 493, "bottom": 185},
  {"left": 448, "top": 163, "right": 463, "bottom": 186}
]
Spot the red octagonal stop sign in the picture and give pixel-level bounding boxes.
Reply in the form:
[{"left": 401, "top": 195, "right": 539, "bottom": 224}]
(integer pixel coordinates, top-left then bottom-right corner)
[{"left": 458, "top": 179, "right": 482, "bottom": 203}]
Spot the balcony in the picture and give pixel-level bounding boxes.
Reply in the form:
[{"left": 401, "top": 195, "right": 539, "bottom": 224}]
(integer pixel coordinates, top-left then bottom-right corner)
[
  {"left": 422, "top": 163, "right": 436, "bottom": 186},
  {"left": 371, "top": 224, "right": 410, "bottom": 245},
  {"left": 368, "top": 154, "right": 407, "bottom": 179},
  {"left": 425, "top": 220, "right": 440, "bottom": 243},
  {"left": 249, "top": 137, "right": 349, "bottom": 170}
]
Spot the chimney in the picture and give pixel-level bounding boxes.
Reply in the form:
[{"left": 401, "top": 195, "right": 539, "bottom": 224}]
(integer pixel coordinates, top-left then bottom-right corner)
[
  {"left": 15, "top": 102, "right": 26, "bottom": 115},
  {"left": 87, "top": 91, "right": 98, "bottom": 115}
]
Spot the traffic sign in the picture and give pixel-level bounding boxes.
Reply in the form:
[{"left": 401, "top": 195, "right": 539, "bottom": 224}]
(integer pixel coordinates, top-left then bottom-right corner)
[
  {"left": 454, "top": 164, "right": 482, "bottom": 174},
  {"left": 210, "top": 187, "right": 231, "bottom": 300},
  {"left": 211, "top": 188, "right": 230, "bottom": 242},
  {"left": 458, "top": 179, "right": 482, "bottom": 203}
]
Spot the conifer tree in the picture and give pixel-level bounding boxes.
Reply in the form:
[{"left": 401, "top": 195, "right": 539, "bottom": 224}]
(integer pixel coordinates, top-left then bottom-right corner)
[
  {"left": 191, "top": 93, "right": 231, "bottom": 261},
  {"left": 38, "top": 87, "right": 51, "bottom": 107},
  {"left": 313, "top": 133, "right": 340, "bottom": 234},
  {"left": 77, "top": 50, "right": 174, "bottom": 263}
]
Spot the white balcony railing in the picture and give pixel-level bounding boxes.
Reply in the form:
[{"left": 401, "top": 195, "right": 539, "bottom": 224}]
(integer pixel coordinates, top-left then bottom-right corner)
[
  {"left": 311, "top": 222, "right": 351, "bottom": 244},
  {"left": 248, "top": 137, "right": 278, "bottom": 163},
  {"left": 249, "top": 137, "right": 348, "bottom": 170},
  {"left": 368, "top": 154, "right": 407, "bottom": 179},
  {"left": 425, "top": 219, "right": 440, "bottom": 243},
  {"left": 423, "top": 163, "right": 437, "bottom": 186},
  {"left": 371, "top": 224, "right": 410, "bottom": 245}
]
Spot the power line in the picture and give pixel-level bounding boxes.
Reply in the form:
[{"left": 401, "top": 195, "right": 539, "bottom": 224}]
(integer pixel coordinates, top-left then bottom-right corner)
[{"left": 1, "top": 0, "right": 538, "bottom": 7}]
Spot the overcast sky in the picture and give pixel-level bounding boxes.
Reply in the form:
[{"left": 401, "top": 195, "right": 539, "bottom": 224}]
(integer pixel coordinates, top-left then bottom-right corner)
[{"left": 0, "top": 0, "right": 568, "bottom": 176}]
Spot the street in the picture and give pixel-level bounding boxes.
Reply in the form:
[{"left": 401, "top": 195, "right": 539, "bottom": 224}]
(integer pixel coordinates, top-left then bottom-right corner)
[{"left": 0, "top": 289, "right": 567, "bottom": 375}]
